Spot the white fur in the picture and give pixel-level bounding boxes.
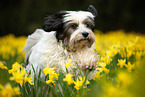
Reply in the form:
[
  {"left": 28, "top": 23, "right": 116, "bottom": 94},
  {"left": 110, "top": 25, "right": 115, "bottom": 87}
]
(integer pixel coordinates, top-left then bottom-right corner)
[{"left": 64, "top": 11, "right": 94, "bottom": 23}]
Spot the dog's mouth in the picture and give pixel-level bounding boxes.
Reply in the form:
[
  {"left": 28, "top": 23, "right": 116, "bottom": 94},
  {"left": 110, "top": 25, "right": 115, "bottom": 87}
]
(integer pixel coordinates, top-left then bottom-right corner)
[
  {"left": 77, "top": 38, "right": 91, "bottom": 43},
  {"left": 75, "top": 38, "right": 93, "bottom": 48},
  {"left": 70, "top": 37, "right": 94, "bottom": 50}
]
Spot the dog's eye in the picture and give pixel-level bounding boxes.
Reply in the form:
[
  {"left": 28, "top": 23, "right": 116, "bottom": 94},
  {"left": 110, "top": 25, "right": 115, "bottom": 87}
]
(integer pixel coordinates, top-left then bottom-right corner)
[
  {"left": 71, "top": 24, "right": 78, "bottom": 29},
  {"left": 86, "top": 24, "right": 90, "bottom": 28},
  {"left": 86, "top": 23, "right": 94, "bottom": 30}
]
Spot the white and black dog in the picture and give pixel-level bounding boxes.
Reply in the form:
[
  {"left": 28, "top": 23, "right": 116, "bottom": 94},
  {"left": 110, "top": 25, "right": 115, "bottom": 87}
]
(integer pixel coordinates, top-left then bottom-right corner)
[{"left": 23, "top": 5, "right": 99, "bottom": 79}]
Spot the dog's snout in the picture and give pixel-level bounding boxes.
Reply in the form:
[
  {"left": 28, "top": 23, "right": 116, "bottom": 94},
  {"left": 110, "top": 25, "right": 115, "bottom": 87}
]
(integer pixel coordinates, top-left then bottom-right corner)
[{"left": 82, "top": 32, "right": 89, "bottom": 38}]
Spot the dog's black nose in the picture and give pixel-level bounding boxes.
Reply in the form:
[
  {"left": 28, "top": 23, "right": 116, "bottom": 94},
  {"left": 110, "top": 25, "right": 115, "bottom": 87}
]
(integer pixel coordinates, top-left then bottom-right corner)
[{"left": 82, "top": 32, "right": 89, "bottom": 38}]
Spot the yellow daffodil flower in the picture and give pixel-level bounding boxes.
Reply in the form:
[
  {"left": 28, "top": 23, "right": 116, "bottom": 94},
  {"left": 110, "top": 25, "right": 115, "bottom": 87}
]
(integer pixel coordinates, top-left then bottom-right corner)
[
  {"left": 106, "top": 50, "right": 113, "bottom": 57},
  {"left": 0, "top": 34, "right": 26, "bottom": 60},
  {"left": 94, "top": 71, "right": 102, "bottom": 80},
  {"left": 8, "top": 62, "right": 22, "bottom": 74},
  {"left": 117, "top": 59, "right": 126, "bottom": 68},
  {"left": 73, "top": 77, "right": 89, "bottom": 90},
  {"left": 103, "top": 67, "right": 110, "bottom": 74},
  {"left": 43, "top": 66, "right": 59, "bottom": 85},
  {"left": 74, "top": 78, "right": 84, "bottom": 90},
  {"left": 65, "top": 57, "right": 76, "bottom": 68},
  {"left": 125, "top": 62, "right": 135, "bottom": 72},
  {"left": 86, "top": 80, "right": 90, "bottom": 85},
  {"left": 99, "top": 62, "right": 106, "bottom": 68},
  {"left": 100, "top": 56, "right": 112, "bottom": 64},
  {"left": 98, "top": 62, "right": 110, "bottom": 74},
  {"left": 9, "top": 62, "right": 33, "bottom": 85},
  {"left": 0, "top": 61, "right": 7, "bottom": 70},
  {"left": 126, "top": 50, "right": 134, "bottom": 59},
  {"left": 24, "top": 74, "right": 34, "bottom": 85},
  {"left": 45, "top": 72, "right": 59, "bottom": 85},
  {"left": 110, "top": 45, "right": 119, "bottom": 55},
  {"left": 0, "top": 83, "right": 21, "bottom": 97},
  {"left": 63, "top": 73, "right": 74, "bottom": 85},
  {"left": 43, "top": 67, "right": 55, "bottom": 76},
  {"left": 46, "top": 79, "right": 55, "bottom": 85},
  {"left": 135, "top": 51, "right": 142, "bottom": 60}
]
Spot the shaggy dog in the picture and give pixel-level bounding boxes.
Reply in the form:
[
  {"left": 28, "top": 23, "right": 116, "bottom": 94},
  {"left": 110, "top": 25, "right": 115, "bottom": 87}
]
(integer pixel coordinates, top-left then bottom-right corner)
[{"left": 23, "top": 5, "right": 99, "bottom": 79}]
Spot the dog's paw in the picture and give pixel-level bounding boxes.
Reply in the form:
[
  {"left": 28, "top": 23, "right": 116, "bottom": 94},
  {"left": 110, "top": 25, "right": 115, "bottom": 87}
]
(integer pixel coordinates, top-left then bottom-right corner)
[
  {"left": 79, "top": 62, "right": 97, "bottom": 72},
  {"left": 85, "top": 65, "right": 95, "bottom": 71},
  {"left": 85, "top": 63, "right": 96, "bottom": 71},
  {"left": 73, "top": 48, "right": 99, "bottom": 72}
]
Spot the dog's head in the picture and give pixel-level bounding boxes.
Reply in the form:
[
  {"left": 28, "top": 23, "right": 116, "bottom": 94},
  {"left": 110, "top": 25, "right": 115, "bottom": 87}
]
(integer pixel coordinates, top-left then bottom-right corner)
[{"left": 42, "top": 5, "right": 97, "bottom": 51}]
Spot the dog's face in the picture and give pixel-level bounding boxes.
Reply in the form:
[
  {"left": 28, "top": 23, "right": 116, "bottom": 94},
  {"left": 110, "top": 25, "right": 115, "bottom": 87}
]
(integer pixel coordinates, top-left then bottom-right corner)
[
  {"left": 42, "top": 5, "right": 97, "bottom": 51},
  {"left": 63, "top": 11, "right": 96, "bottom": 51}
]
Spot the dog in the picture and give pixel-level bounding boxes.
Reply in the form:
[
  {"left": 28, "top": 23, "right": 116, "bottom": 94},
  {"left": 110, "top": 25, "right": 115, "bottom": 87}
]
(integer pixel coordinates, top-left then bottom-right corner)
[{"left": 23, "top": 5, "right": 99, "bottom": 79}]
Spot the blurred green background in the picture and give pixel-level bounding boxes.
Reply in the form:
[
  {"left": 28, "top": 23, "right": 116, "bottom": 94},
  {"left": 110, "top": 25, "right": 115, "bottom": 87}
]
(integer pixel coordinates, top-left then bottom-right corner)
[{"left": 0, "top": 0, "right": 145, "bottom": 36}]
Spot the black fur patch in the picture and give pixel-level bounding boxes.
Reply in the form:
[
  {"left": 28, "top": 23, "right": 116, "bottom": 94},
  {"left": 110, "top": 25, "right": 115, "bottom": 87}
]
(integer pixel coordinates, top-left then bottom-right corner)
[
  {"left": 87, "top": 5, "right": 98, "bottom": 17},
  {"left": 42, "top": 11, "right": 67, "bottom": 41}
]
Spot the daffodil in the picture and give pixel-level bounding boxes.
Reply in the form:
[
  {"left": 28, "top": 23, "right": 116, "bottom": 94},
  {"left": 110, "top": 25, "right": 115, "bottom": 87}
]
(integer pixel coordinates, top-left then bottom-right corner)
[
  {"left": 100, "top": 56, "right": 112, "bottom": 64},
  {"left": 126, "top": 50, "right": 134, "bottom": 59},
  {"left": 0, "top": 61, "right": 7, "bottom": 70},
  {"left": 125, "top": 62, "right": 135, "bottom": 72},
  {"left": 103, "top": 67, "right": 110, "bottom": 74},
  {"left": 135, "top": 51, "right": 142, "bottom": 60},
  {"left": 74, "top": 78, "right": 84, "bottom": 90},
  {"left": 43, "top": 66, "right": 59, "bottom": 85},
  {"left": 110, "top": 45, "right": 119, "bottom": 55},
  {"left": 9, "top": 69, "right": 25, "bottom": 85},
  {"left": 126, "top": 42, "right": 134, "bottom": 50},
  {"left": 0, "top": 83, "right": 21, "bottom": 97},
  {"left": 119, "top": 47, "right": 126, "bottom": 58},
  {"left": 9, "top": 62, "right": 33, "bottom": 85},
  {"left": 43, "top": 66, "right": 55, "bottom": 76},
  {"left": 45, "top": 72, "right": 59, "bottom": 85},
  {"left": 117, "top": 59, "right": 126, "bottom": 68},
  {"left": 63, "top": 73, "right": 74, "bottom": 85},
  {"left": 86, "top": 80, "right": 90, "bottom": 85},
  {"left": 46, "top": 79, "right": 55, "bottom": 85},
  {"left": 99, "top": 62, "right": 106, "bottom": 68},
  {"left": 24, "top": 74, "right": 34, "bottom": 85},
  {"left": 8, "top": 62, "right": 22, "bottom": 74},
  {"left": 73, "top": 77, "right": 90, "bottom": 90},
  {"left": 106, "top": 50, "right": 113, "bottom": 57},
  {"left": 65, "top": 57, "right": 76, "bottom": 68},
  {"left": 97, "top": 68, "right": 103, "bottom": 72},
  {"left": 98, "top": 62, "right": 110, "bottom": 74},
  {"left": 0, "top": 34, "right": 26, "bottom": 60},
  {"left": 94, "top": 71, "right": 102, "bottom": 80}
]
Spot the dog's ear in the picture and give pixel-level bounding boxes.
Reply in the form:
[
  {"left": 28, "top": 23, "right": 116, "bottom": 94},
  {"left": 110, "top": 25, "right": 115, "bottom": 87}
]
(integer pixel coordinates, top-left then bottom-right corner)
[
  {"left": 42, "top": 11, "right": 65, "bottom": 32},
  {"left": 87, "top": 5, "right": 98, "bottom": 17},
  {"left": 42, "top": 11, "right": 67, "bottom": 41}
]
